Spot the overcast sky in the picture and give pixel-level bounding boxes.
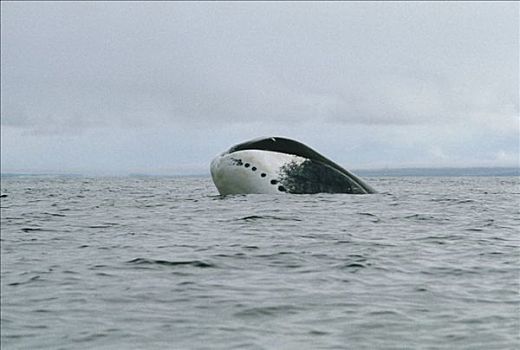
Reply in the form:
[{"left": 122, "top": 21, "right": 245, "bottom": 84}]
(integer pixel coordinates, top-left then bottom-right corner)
[{"left": 1, "top": 1, "right": 518, "bottom": 174}]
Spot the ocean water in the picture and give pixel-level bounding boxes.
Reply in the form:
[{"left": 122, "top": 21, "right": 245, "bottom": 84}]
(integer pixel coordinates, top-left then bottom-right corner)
[{"left": 1, "top": 175, "right": 519, "bottom": 349}]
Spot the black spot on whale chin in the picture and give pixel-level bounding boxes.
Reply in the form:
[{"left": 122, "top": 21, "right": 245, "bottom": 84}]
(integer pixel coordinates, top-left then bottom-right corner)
[
  {"left": 251, "top": 167, "right": 257, "bottom": 171},
  {"left": 278, "top": 186, "right": 286, "bottom": 192},
  {"left": 244, "top": 163, "right": 250, "bottom": 168},
  {"left": 270, "top": 179, "right": 278, "bottom": 185},
  {"left": 261, "top": 173, "right": 266, "bottom": 177},
  {"left": 231, "top": 158, "right": 243, "bottom": 166}
]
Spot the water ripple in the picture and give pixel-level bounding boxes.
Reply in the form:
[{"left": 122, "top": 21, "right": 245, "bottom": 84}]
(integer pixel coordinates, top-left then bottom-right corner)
[
  {"left": 127, "top": 258, "right": 216, "bottom": 268},
  {"left": 1, "top": 175, "right": 519, "bottom": 349}
]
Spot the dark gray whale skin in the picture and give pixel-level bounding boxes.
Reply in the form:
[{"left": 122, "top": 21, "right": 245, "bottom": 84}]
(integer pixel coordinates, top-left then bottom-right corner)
[{"left": 226, "top": 137, "right": 376, "bottom": 194}]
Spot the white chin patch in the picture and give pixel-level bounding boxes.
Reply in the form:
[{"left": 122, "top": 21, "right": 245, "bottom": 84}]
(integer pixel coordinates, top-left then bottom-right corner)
[{"left": 210, "top": 150, "right": 302, "bottom": 195}]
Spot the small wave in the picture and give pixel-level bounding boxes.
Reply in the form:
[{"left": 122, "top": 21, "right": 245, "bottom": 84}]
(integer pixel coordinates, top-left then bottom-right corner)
[
  {"left": 308, "top": 330, "right": 329, "bottom": 336},
  {"left": 234, "top": 305, "right": 300, "bottom": 318},
  {"left": 341, "top": 263, "right": 367, "bottom": 269},
  {"left": 21, "top": 227, "right": 51, "bottom": 232},
  {"left": 430, "top": 198, "right": 475, "bottom": 204},
  {"left": 421, "top": 267, "right": 479, "bottom": 276},
  {"left": 398, "top": 214, "right": 450, "bottom": 222},
  {"left": 403, "top": 214, "right": 436, "bottom": 220},
  {"left": 8, "top": 275, "right": 41, "bottom": 286},
  {"left": 43, "top": 212, "right": 66, "bottom": 217},
  {"left": 237, "top": 215, "right": 302, "bottom": 222},
  {"left": 356, "top": 212, "right": 381, "bottom": 223},
  {"left": 256, "top": 251, "right": 294, "bottom": 258},
  {"left": 88, "top": 223, "right": 118, "bottom": 228},
  {"left": 127, "top": 258, "right": 216, "bottom": 268},
  {"left": 366, "top": 310, "right": 403, "bottom": 316},
  {"left": 357, "top": 212, "right": 377, "bottom": 217}
]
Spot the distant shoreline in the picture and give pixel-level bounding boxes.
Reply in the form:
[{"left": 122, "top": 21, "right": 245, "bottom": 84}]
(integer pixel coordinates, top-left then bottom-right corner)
[
  {"left": 353, "top": 167, "right": 520, "bottom": 177},
  {"left": 1, "top": 167, "right": 519, "bottom": 178}
]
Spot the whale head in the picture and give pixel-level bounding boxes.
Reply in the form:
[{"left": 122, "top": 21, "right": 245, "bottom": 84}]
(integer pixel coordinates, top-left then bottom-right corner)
[{"left": 210, "top": 137, "right": 376, "bottom": 195}]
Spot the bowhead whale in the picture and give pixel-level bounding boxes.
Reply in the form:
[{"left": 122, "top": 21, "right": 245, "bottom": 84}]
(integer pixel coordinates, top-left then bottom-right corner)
[{"left": 210, "top": 137, "right": 376, "bottom": 195}]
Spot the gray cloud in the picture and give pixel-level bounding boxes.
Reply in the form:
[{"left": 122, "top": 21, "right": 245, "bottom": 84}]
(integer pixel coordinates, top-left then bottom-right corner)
[
  {"left": 2, "top": 2, "right": 517, "bottom": 128},
  {"left": 1, "top": 2, "right": 518, "bottom": 172}
]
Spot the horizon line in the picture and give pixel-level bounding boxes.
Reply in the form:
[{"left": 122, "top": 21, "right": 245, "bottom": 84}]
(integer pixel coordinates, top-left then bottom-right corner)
[{"left": 1, "top": 166, "right": 519, "bottom": 177}]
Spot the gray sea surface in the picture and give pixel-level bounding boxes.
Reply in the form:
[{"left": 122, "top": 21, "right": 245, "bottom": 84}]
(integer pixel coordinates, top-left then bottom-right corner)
[{"left": 1, "top": 175, "right": 519, "bottom": 349}]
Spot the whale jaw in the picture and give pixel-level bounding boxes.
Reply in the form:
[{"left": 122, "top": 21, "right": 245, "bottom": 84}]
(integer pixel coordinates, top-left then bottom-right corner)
[{"left": 210, "top": 150, "right": 297, "bottom": 195}]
